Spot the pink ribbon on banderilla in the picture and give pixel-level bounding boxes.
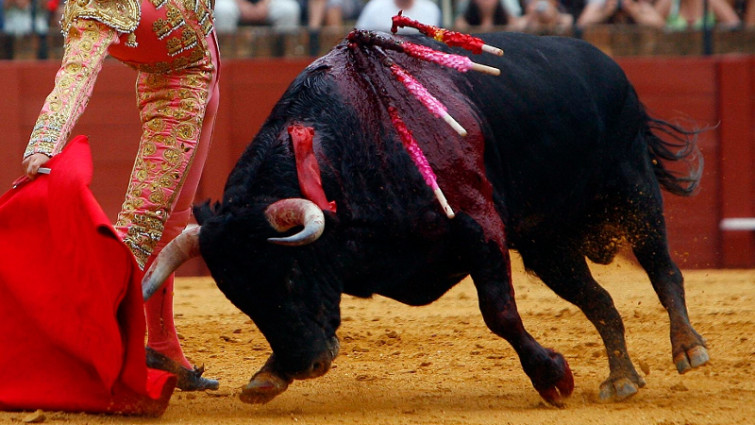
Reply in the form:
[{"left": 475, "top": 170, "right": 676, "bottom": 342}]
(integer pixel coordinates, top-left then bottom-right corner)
[
  {"left": 342, "top": 16, "right": 506, "bottom": 220},
  {"left": 388, "top": 64, "right": 467, "bottom": 137},
  {"left": 387, "top": 106, "right": 455, "bottom": 219}
]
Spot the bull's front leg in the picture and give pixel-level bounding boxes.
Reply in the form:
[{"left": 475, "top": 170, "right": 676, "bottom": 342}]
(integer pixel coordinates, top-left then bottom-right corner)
[
  {"left": 239, "top": 354, "right": 293, "bottom": 404},
  {"left": 457, "top": 214, "right": 574, "bottom": 407},
  {"left": 240, "top": 336, "right": 340, "bottom": 404},
  {"left": 521, "top": 249, "right": 646, "bottom": 401}
]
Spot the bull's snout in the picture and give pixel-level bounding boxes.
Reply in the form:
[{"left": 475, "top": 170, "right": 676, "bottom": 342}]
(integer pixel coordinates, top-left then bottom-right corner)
[{"left": 289, "top": 336, "right": 340, "bottom": 380}]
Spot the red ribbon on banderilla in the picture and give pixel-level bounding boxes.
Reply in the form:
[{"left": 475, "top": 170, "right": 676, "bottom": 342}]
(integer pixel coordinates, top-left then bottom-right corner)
[{"left": 391, "top": 11, "right": 504, "bottom": 57}]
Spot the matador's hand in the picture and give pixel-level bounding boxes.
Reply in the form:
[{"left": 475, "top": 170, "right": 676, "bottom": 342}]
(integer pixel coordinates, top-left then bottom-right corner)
[{"left": 22, "top": 153, "right": 51, "bottom": 179}]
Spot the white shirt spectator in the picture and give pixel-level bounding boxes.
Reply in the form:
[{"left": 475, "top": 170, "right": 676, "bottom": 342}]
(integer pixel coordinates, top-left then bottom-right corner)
[
  {"left": 214, "top": 0, "right": 301, "bottom": 33},
  {"left": 3, "top": 1, "right": 49, "bottom": 36},
  {"left": 355, "top": 0, "right": 441, "bottom": 33}
]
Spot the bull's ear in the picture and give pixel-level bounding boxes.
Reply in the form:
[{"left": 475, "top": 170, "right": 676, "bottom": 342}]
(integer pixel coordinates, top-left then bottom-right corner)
[{"left": 265, "top": 198, "right": 325, "bottom": 246}]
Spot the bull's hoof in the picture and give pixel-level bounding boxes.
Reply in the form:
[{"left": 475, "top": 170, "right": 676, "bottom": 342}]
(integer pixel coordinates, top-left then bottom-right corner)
[
  {"left": 535, "top": 350, "right": 574, "bottom": 408},
  {"left": 146, "top": 347, "right": 219, "bottom": 391},
  {"left": 239, "top": 370, "right": 292, "bottom": 404},
  {"left": 598, "top": 375, "right": 645, "bottom": 402},
  {"left": 674, "top": 345, "right": 710, "bottom": 374}
]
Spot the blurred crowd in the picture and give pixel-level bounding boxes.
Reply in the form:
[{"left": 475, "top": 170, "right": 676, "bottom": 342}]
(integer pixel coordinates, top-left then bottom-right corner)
[{"left": 1, "top": 0, "right": 754, "bottom": 57}]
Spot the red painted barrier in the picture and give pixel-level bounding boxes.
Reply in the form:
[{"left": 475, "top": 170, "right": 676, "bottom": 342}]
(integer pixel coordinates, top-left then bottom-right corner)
[
  {"left": 1, "top": 56, "right": 752, "bottom": 272},
  {"left": 619, "top": 57, "right": 722, "bottom": 268},
  {"left": 715, "top": 57, "right": 755, "bottom": 268}
]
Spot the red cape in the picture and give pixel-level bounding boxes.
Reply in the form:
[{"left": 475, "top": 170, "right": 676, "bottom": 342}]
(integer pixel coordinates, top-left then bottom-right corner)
[{"left": 0, "top": 136, "right": 175, "bottom": 416}]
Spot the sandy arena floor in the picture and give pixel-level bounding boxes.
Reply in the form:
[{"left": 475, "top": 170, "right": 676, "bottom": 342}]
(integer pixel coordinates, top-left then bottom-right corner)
[{"left": 2, "top": 256, "right": 753, "bottom": 425}]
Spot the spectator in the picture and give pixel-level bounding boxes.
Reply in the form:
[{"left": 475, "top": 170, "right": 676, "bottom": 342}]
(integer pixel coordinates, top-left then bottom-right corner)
[
  {"left": 576, "top": 0, "right": 666, "bottom": 27},
  {"left": 355, "top": 0, "right": 441, "bottom": 33},
  {"left": 502, "top": 0, "right": 523, "bottom": 16},
  {"left": 746, "top": 0, "right": 755, "bottom": 25},
  {"left": 512, "top": 0, "right": 574, "bottom": 31},
  {"left": 305, "top": 0, "right": 362, "bottom": 30},
  {"left": 304, "top": 0, "right": 362, "bottom": 55},
  {"left": 454, "top": 0, "right": 519, "bottom": 31},
  {"left": 655, "top": 0, "right": 740, "bottom": 29},
  {"left": 2, "top": 0, "right": 48, "bottom": 36},
  {"left": 214, "top": 0, "right": 301, "bottom": 34}
]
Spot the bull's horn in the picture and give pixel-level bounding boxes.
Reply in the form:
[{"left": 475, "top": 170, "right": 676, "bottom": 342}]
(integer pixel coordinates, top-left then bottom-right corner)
[
  {"left": 142, "top": 224, "right": 201, "bottom": 301},
  {"left": 265, "top": 198, "right": 325, "bottom": 246}
]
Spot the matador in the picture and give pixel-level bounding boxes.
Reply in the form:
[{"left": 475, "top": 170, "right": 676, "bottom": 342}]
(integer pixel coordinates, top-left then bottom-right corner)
[{"left": 22, "top": 0, "right": 220, "bottom": 391}]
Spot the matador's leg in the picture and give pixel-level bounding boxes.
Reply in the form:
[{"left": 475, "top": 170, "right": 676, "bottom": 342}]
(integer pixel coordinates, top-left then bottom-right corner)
[{"left": 114, "top": 37, "right": 219, "bottom": 388}]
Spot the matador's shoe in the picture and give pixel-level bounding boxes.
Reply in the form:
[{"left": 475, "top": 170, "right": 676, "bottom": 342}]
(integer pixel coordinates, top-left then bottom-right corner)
[{"left": 146, "top": 347, "right": 220, "bottom": 391}]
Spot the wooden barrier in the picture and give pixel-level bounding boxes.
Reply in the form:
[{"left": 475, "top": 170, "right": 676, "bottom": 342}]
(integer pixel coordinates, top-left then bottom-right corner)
[{"left": 0, "top": 55, "right": 752, "bottom": 273}]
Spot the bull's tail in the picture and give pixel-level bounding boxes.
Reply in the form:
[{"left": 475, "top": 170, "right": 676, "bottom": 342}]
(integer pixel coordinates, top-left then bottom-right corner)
[{"left": 644, "top": 117, "right": 705, "bottom": 197}]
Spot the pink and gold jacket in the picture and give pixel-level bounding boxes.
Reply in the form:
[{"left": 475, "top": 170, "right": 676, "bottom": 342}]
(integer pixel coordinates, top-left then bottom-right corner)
[{"left": 24, "top": 0, "right": 216, "bottom": 158}]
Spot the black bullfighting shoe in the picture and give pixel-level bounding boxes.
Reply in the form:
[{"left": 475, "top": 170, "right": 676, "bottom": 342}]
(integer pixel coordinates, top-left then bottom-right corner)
[{"left": 146, "top": 347, "right": 220, "bottom": 391}]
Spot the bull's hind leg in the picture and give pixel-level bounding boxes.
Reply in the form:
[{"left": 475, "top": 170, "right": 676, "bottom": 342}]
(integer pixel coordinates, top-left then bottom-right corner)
[
  {"left": 458, "top": 216, "right": 574, "bottom": 406},
  {"left": 628, "top": 201, "right": 709, "bottom": 374},
  {"left": 522, "top": 251, "right": 645, "bottom": 401}
]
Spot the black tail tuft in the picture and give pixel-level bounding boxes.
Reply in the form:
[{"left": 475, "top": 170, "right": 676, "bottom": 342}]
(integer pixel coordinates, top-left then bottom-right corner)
[{"left": 645, "top": 117, "right": 706, "bottom": 197}]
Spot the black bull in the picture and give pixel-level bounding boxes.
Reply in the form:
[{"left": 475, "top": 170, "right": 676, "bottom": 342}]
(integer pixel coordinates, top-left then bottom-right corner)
[{"left": 144, "top": 31, "right": 708, "bottom": 406}]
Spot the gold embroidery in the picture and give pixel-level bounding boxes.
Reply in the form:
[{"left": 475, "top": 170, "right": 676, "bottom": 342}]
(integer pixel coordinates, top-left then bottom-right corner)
[
  {"left": 174, "top": 123, "right": 196, "bottom": 140},
  {"left": 153, "top": 18, "right": 171, "bottom": 39},
  {"left": 166, "top": 38, "right": 183, "bottom": 56},
  {"left": 142, "top": 141, "right": 158, "bottom": 156},
  {"left": 151, "top": 4, "right": 187, "bottom": 41},
  {"left": 122, "top": 0, "right": 212, "bottom": 74},
  {"left": 174, "top": 55, "right": 191, "bottom": 68},
  {"left": 61, "top": 0, "right": 140, "bottom": 36},
  {"left": 147, "top": 120, "right": 167, "bottom": 133},
  {"left": 200, "top": 15, "right": 212, "bottom": 36},
  {"left": 166, "top": 5, "right": 184, "bottom": 28},
  {"left": 119, "top": 209, "right": 167, "bottom": 267},
  {"left": 25, "top": 22, "right": 113, "bottom": 158},
  {"left": 181, "top": 28, "right": 197, "bottom": 50},
  {"left": 26, "top": 112, "right": 66, "bottom": 156},
  {"left": 115, "top": 61, "right": 212, "bottom": 267},
  {"left": 148, "top": 188, "right": 167, "bottom": 204},
  {"left": 24, "top": 141, "right": 55, "bottom": 157}
]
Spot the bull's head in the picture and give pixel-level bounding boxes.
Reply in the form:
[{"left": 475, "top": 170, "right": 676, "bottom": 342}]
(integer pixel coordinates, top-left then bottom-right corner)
[{"left": 142, "top": 197, "right": 341, "bottom": 399}]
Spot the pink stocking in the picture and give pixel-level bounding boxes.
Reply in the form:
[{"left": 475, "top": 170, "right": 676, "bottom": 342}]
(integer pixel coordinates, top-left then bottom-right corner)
[{"left": 144, "top": 208, "right": 193, "bottom": 369}]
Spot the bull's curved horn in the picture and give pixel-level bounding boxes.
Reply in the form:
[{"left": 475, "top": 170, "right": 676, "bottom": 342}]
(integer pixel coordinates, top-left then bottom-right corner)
[
  {"left": 265, "top": 198, "right": 325, "bottom": 246},
  {"left": 142, "top": 224, "right": 201, "bottom": 301}
]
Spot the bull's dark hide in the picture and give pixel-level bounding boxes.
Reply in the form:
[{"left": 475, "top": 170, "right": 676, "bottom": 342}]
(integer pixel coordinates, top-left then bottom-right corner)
[{"left": 192, "top": 31, "right": 706, "bottom": 406}]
